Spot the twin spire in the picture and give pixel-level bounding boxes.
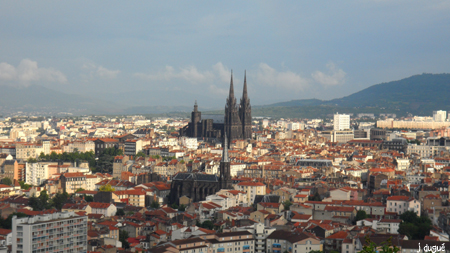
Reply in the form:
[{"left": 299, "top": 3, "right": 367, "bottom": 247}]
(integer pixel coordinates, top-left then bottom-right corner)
[{"left": 228, "top": 70, "right": 248, "bottom": 100}]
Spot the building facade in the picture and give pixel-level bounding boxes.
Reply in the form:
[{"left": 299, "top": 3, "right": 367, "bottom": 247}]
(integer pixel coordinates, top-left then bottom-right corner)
[{"left": 11, "top": 211, "right": 88, "bottom": 253}]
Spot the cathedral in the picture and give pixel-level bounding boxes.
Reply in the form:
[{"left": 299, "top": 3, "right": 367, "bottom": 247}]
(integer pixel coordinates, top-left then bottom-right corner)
[
  {"left": 168, "top": 133, "right": 233, "bottom": 204},
  {"left": 180, "top": 71, "right": 252, "bottom": 145}
]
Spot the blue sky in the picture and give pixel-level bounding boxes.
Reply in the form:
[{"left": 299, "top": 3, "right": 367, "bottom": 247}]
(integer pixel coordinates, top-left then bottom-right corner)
[{"left": 0, "top": 1, "right": 449, "bottom": 108}]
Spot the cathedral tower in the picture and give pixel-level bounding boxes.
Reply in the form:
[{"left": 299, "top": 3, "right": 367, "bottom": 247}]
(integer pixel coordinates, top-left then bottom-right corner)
[
  {"left": 224, "top": 71, "right": 242, "bottom": 146},
  {"left": 219, "top": 132, "right": 232, "bottom": 189},
  {"left": 239, "top": 71, "right": 252, "bottom": 139},
  {"left": 190, "top": 100, "right": 201, "bottom": 137}
]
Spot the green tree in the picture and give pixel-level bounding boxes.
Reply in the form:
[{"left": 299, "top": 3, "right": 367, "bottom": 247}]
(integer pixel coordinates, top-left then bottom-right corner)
[
  {"left": 360, "top": 236, "right": 400, "bottom": 253},
  {"left": 51, "top": 192, "right": 69, "bottom": 210},
  {"left": 136, "top": 151, "right": 146, "bottom": 159},
  {"left": 178, "top": 204, "right": 186, "bottom": 211},
  {"left": 27, "top": 158, "right": 37, "bottom": 163},
  {"left": 171, "top": 203, "right": 179, "bottom": 209},
  {"left": 19, "top": 181, "right": 31, "bottom": 190},
  {"left": 200, "top": 220, "right": 214, "bottom": 230},
  {"left": 398, "top": 211, "right": 432, "bottom": 240},
  {"left": 283, "top": 200, "right": 293, "bottom": 210},
  {"left": 84, "top": 195, "right": 94, "bottom": 202},
  {"left": 99, "top": 184, "right": 115, "bottom": 192},
  {"left": 150, "top": 200, "right": 160, "bottom": 209},
  {"left": 75, "top": 188, "right": 85, "bottom": 193},
  {"left": 119, "top": 230, "right": 130, "bottom": 249},
  {"left": 39, "top": 190, "right": 50, "bottom": 208},
  {"left": 355, "top": 210, "right": 369, "bottom": 222},
  {"left": 116, "top": 209, "right": 125, "bottom": 216},
  {"left": 0, "top": 212, "right": 28, "bottom": 229},
  {"left": 1, "top": 177, "right": 12, "bottom": 186},
  {"left": 308, "top": 192, "right": 321, "bottom": 201},
  {"left": 29, "top": 196, "right": 45, "bottom": 211}
]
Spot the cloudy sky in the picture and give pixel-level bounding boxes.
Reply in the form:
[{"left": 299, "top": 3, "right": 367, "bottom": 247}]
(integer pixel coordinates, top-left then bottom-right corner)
[{"left": 0, "top": 1, "right": 449, "bottom": 108}]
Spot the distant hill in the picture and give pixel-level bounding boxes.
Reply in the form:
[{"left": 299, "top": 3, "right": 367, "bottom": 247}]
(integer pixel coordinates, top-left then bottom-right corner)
[
  {"left": 1, "top": 73, "right": 449, "bottom": 118},
  {"left": 263, "top": 73, "right": 450, "bottom": 118},
  {"left": 0, "top": 85, "right": 122, "bottom": 115}
]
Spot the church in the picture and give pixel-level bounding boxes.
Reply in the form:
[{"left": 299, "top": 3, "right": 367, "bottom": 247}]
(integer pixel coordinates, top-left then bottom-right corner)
[
  {"left": 168, "top": 133, "right": 233, "bottom": 204},
  {"left": 179, "top": 71, "right": 252, "bottom": 145}
]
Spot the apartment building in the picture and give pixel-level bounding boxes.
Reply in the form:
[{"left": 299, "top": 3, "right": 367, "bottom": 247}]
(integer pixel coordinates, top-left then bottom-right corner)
[
  {"left": 266, "top": 230, "right": 322, "bottom": 253},
  {"left": 11, "top": 211, "right": 88, "bottom": 253},
  {"left": 60, "top": 173, "right": 88, "bottom": 194},
  {"left": 25, "top": 162, "right": 49, "bottom": 186},
  {"left": 386, "top": 196, "right": 421, "bottom": 216},
  {"left": 207, "top": 231, "right": 255, "bottom": 253},
  {"left": 3, "top": 160, "right": 19, "bottom": 182},
  {"left": 16, "top": 141, "right": 50, "bottom": 160},
  {"left": 235, "top": 182, "right": 266, "bottom": 204}
]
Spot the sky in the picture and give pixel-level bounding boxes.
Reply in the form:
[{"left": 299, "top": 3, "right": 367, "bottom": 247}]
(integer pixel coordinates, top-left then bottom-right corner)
[{"left": 0, "top": 1, "right": 449, "bottom": 108}]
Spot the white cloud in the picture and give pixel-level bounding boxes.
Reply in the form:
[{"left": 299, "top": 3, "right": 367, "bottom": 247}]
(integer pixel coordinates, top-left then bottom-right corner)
[
  {"left": 82, "top": 63, "right": 120, "bottom": 79},
  {"left": 312, "top": 62, "right": 346, "bottom": 86},
  {"left": 0, "top": 59, "right": 67, "bottom": 83},
  {"left": 255, "top": 63, "right": 309, "bottom": 92},
  {"left": 212, "top": 62, "right": 230, "bottom": 83},
  {"left": 134, "top": 65, "right": 214, "bottom": 84}
]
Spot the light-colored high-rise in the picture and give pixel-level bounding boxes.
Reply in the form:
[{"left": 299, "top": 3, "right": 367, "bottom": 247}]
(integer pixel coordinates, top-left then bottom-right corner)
[
  {"left": 333, "top": 113, "right": 350, "bottom": 130},
  {"left": 12, "top": 212, "right": 88, "bottom": 253},
  {"left": 433, "top": 110, "right": 447, "bottom": 122}
]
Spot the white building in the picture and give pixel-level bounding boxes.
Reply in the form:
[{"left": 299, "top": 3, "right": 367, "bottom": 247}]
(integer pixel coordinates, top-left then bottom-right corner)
[
  {"left": 396, "top": 158, "right": 410, "bottom": 171},
  {"left": 334, "top": 113, "right": 350, "bottom": 131},
  {"left": 235, "top": 182, "right": 266, "bottom": 204},
  {"left": 180, "top": 137, "right": 198, "bottom": 150},
  {"left": 433, "top": 110, "right": 447, "bottom": 122},
  {"left": 386, "top": 196, "right": 421, "bottom": 216},
  {"left": 25, "top": 163, "right": 49, "bottom": 186},
  {"left": 12, "top": 211, "right": 88, "bottom": 253}
]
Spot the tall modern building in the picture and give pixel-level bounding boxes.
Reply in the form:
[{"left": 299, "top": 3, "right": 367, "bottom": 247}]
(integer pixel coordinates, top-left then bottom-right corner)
[
  {"left": 333, "top": 113, "right": 350, "bottom": 131},
  {"left": 433, "top": 110, "right": 447, "bottom": 122},
  {"left": 12, "top": 212, "right": 88, "bottom": 253},
  {"left": 180, "top": 71, "right": 252, "bottom": 145}
]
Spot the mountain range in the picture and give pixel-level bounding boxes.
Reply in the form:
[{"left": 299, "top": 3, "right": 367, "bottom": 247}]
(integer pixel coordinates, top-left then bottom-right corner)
[{"left": 1, "top": 73, "right": 449, "bottom": 118}]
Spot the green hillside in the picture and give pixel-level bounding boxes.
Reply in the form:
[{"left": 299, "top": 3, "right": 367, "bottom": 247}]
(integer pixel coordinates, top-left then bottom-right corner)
[{"left": 264, "top": 73, "right": 450, "bottom": 118}]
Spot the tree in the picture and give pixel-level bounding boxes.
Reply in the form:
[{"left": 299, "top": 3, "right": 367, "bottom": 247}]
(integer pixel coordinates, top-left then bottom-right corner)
[
  {"left": 19, "top": 181, "right": 31, "bottom": 190},
  {"left": 1, "top": 177, "right": 12, "bottom": 186},
  {"left": 283, "top": 200, "right": 293, "bottom": 210},
  {"left": 136, "top": 151, "right": 146, "bottom": 159},
  {"left": 398, "top": 211, "right": 432, "bottom": 240},
  {"left": 171, "top": 203, "right": 179, "bottom": 209},
  {"left": 75, "top": 188, "right": 85, "bottom": 193},
  {"left": 0, "top": 212, "right": 28, "bottom": 229},
  {"left": 178, "top": 204, "right": 186, "bottom": 211},
  {"left": 27, "top": 158, "right": 37, "bottom": 163},
  {"left": 116, "top": 209, "right": 125, "bottom": 216},
  {"left": 39, "top": 190, "right": 49, "bottom": 207},
  {"left": 308, "top": 192, "right": 321, "bottom": 201},
  {"left": 355, "top": 210, "right": 369, "bottom": 222},
  {"left": 84, "top": 195, "right": 94, "bottom": 202},
  {"left": 360, "top": 236, "right": 400, "bottom": 253},
  {"left": 99, "top": 184, "right": 115, "bottom": 192},
  {"left": 51, "top": 192, "right": 69, "bottom": 210},
  {"left": 119, "top": 230, "right": 130, "bottom": 249},
  {"left": 200, "top": 220, "right": 214, "bottom": 230},
  {"left": 150, "top": 201, "right": 160, "bottom": 209}
]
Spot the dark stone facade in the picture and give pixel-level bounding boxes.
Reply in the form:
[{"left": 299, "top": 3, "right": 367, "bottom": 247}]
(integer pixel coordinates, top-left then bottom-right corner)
[
  {"left": 180, "top": 71, "right": 252, "bottom": 145},
  {"left": 168, "top": 135, "right": 233, "bottom": 204}
]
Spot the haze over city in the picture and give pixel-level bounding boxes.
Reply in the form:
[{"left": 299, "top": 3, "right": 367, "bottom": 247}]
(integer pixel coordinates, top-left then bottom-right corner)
[{"left": 1, "top": 1, "right": 450, "bottom": 107}]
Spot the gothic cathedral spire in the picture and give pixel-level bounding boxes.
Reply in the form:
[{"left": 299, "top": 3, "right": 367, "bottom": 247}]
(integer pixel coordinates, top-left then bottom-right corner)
[{"left": 240, "top": 70, "right": 252, "bottom": 139}]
